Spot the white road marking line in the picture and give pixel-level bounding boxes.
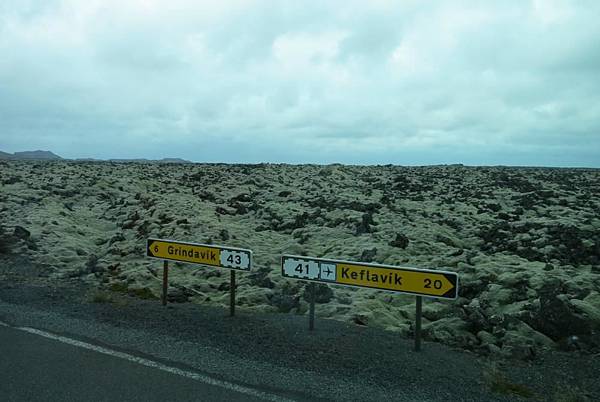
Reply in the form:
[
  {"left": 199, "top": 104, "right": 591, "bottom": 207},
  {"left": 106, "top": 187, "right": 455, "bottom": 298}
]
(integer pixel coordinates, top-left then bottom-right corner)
[
  {"left": 17, "top": 326, "right": 294, "bottom": 402},
  {"left": 0, "top": 321, "right": 9, "bottom": 327}
]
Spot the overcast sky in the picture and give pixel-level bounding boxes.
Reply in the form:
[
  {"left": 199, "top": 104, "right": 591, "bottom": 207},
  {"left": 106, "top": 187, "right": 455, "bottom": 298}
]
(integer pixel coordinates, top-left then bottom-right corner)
[{"left": 1, "top": 0, "right": 599, "bottom": 166}]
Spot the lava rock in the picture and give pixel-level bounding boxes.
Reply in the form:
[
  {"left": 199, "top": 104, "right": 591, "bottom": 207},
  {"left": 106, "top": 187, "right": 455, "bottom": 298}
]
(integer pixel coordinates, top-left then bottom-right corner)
[
  {"left": 85, "top": 254, "right": 100, "bottom": 273},
  {"left": 167, "top": 288, "right": 189, "bottom": 303},
  {"left": 496, "top": 212, "right": 511, "bottom": 221},
  {"left": 352, "top": 313, "right": 369, "bottom": 326},
  {"left": 355, "top": 212, "right": 376, "bottom": 235},
  {"left": 524, "top": 282, "right": 592, "bottom": 341},
  {"left": 459, "top": 278, "right": 489, "bottom": 300},
  {"left": 463, "top": 298, "right": 492, "bottom": 332},
  {"left": 0, "top": 227, "right": 13, "bottom": 254},
  {"left": 485, "top": 203, "right": 502, "bottom": 212},
  {"left": 500, "top": 343, "right": 535, "bottom": 361},
  {"left": 13, "top": 226, "right": 30, "bottom": 240},
  {"left": 219, "top": 229, "right": 230, "bottom": 241},
  {"left": 3, "top": 176, "right": 21, "bottom": 185},
  {"left": 248, "top": 267, "right": 275, "bottom": 289},
  {"left": 215, "top": 206, "right": 235, "bottom": 215},
  {"left": 302, "top": 283, "right": 334, "bottom": 304},
  {"left": 360, "top": 248, "right": 377, "bottom": 263},
  {"left": 389, "top": 233, "right": 409, "bottom": 249},
  {"left": 109, "top": 232, "right": 126, "bottom": 246},
  {"left": 230, "top": 193, "right": 252, "bottom": 202},
  {"left": 227, "top": 201, "right": 248, "bottom": 215},
  {"left": 270, "top": 293, "right": 299, "bottom": 313},
  {"left": 269, "top": 281, "right": 300, "bottom": 313},
  {"left": 136, "top": 221, "right": 152, "bottom": 238}
]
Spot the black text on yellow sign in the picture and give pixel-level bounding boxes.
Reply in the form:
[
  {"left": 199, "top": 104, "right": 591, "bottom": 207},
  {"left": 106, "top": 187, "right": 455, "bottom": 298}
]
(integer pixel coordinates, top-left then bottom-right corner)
[
  {"left": 147, "top": 238, "right": 252, "bottom": 271},
  {"left": 282, "top": 255, "right": 458, "bottom": 299}
]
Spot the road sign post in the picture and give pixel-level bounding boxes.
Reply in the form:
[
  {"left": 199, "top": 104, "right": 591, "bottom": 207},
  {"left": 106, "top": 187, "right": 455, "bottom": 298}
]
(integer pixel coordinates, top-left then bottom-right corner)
[
  {"left": 281, "top": 255, "right": 458, "bottom": 343},
  {"left": 415, "top": 296, "right": 422, "bottom": 352},
  {"left": 162, "top": 260, "right": 169, "bottom": 306},
  {"left": 230, "top": 270, "right": 236, "bottom": 317},
  {"left": 147, "top": 238, "right": 252, "bottom": 311},
  {"left": 309, "top": 282, "right": 315, "bottom": 331}
]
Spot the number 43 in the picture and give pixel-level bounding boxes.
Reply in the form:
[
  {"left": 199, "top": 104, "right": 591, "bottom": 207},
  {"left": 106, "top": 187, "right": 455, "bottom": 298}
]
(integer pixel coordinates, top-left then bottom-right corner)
[{"left": 227, "top": 254, "right": 242, "bottom": 264}]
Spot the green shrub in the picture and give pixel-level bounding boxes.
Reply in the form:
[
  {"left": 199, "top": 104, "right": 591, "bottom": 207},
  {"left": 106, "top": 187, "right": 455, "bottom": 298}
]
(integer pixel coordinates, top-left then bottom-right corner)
[
  {"left": 88, "top": 290, "right": 113, "bottom": 303},
  {"left": 109, "top": 282, "right": 128, "bottom": 293},
  {"left": 129, "top": 287, "right": 157, "bottom": 300},
  {"left": 484, "top": 365, "right": 535, "bottom": 399}
]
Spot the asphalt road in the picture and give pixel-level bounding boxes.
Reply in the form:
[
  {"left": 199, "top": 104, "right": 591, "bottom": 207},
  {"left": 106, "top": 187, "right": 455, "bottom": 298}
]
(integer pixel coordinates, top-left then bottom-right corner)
[
  {"left": 3, "top": 273, "right": 597, "bottom": 401},
  {"left": 0, "top": 294, "right": 514, "bottom": 402},
  {"left": 0, "top": 324, "right": 270, "bottom": 402}
]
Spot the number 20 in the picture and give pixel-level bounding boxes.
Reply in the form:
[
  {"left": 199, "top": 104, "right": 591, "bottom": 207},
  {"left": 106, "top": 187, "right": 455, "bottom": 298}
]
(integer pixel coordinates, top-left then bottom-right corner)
[{"left": 424, "top": 278, "right": 442, "bottom": 289}]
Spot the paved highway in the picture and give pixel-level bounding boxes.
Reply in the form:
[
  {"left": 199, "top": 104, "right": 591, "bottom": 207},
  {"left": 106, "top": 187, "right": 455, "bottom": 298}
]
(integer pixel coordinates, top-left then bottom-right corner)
[
  {"left": 0, "top": 324, "right": 275, "bottom": 402},
  {"left": 0, "top": 281, "right": 527, "bottom": 402}
]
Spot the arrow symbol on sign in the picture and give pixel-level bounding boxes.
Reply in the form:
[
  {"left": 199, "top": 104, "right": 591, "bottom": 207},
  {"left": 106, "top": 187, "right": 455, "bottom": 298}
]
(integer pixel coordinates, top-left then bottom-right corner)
[{"left": 147, "top": 240, "right": 157, "bottom": 256}]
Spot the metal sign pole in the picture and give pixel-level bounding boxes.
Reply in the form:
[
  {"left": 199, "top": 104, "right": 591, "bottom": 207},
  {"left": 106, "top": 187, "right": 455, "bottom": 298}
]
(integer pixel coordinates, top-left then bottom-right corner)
[
  {"left": 162, "top": 261, "right": 169, "bottom": 306},
  {"left": 415, "top": 296, "right": 422, "bottom": 351},
  {"left": 230, "top": 270, "right": 236, "bottom": 317},
  {"left": 309, "top": 282, "right": 316, "bottom": 331}
]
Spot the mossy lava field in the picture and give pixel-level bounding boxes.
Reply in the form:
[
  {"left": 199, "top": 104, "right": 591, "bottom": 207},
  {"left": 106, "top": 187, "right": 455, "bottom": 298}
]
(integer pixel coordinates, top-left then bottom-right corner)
[{"left": 1, "top": 160, "right": 599, "bottom": 360}]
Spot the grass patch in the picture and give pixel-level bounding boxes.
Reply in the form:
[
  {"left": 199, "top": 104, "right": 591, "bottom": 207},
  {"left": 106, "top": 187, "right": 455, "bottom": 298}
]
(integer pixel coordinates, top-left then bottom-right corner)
[
  {"left": 88, "top": 290, "right": 114, "bottom": 303},
  {"left": 0, "top": 234, "right": 12, "bottom": 254},
  {"left": 553, "top": 385, "right": 590, "bottom": 402},
  {"left": 87, "top": 289, "right": 129, "bottom": 307},
  {"left": 484, "top": 365, "right": 536, "bottom": 399},
  {"left": 108, "top": 282, "right": 157, "bottom": 300},
  {"left": 129, "top": 287, "right": 157, "bottom": 300},
  {"left": 109, "top": 282, "right": 128, "bottom": 293}
]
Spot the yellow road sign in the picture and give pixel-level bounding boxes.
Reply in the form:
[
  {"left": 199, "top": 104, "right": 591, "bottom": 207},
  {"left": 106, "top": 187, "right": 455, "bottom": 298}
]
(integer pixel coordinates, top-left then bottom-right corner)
[
  {"left": 147, "top": 238, "right": 252, "bottom": 271},
  {"left": 281, "top": 255, "right": 458, "bottom": 299}
]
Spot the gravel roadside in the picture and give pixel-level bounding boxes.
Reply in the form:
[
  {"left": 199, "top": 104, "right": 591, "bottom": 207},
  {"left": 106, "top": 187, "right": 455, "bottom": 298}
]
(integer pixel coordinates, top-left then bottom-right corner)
[{"left": 1, "top": 257, "right": 598, "bottom": 401}]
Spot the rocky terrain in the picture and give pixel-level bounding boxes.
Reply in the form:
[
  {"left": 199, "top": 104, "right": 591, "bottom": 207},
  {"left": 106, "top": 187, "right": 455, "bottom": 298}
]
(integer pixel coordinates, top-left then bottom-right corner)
[{"left": 1, "top": 160, "right": 599, "bottom": 360}]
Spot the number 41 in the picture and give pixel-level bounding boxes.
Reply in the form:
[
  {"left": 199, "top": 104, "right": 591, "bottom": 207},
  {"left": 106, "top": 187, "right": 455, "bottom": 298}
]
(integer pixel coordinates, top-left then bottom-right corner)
[{"left": 295, "top": 263, "right": 310, "bottom": 275}]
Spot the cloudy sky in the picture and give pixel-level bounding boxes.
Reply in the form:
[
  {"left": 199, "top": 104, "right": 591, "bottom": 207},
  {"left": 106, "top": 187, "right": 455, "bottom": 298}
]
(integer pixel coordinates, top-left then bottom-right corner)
[{"left": 1, "top": 0, "right": 599, "bottom": 166}]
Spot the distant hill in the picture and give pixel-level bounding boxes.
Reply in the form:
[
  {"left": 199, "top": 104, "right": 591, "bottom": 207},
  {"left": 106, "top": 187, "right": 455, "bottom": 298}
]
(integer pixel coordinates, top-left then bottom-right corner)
[
  {"left": 107, "top": 158, "right": 150, "bottom": 163},
  {"left": 0, "top": 150, "right": 191, "bottom": 163},
  {"left": 158, "top": 158, "right": 192, "bottom": 164},
  {"left": 108, "top": 158, "right": 192, "bottom": 164},
  {"left": 14, "top": 150, "right": 63, "bottom": 160},
  {"left": 0, "top": 150, "right": 63, "bottom": 160}
]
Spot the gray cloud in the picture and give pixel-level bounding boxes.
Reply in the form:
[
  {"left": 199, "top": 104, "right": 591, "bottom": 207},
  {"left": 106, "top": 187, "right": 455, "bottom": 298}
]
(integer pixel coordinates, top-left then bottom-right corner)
[{"left": 0, "top": 0, "right": 599, "bottom": 166}]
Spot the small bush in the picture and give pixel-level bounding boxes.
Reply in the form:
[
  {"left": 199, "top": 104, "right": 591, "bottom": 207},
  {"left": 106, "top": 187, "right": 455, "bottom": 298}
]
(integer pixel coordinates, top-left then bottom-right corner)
[
  {"left": 484, "top": 365, "right": 535, "bottom": 399},
  {"left": 109, "top": 282, "right": 128, "bottom": 293},
  {"left": 0, "top": 237, "right": 10, "bottom": 254},
  {"left": 553, "top": 385, "right": 590, "bottom": 402},
  {"left": 88, "top": 289, "right": 129, "bottom": 307},
  {"left": 88, "top": 290, "right": 114, "bottom": 303},
  {"left": 0, "top": 226, "right": 12, "bottom": 254},
  {"left": 130, "top": 287, "right": 157, "bottom": 300}
]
